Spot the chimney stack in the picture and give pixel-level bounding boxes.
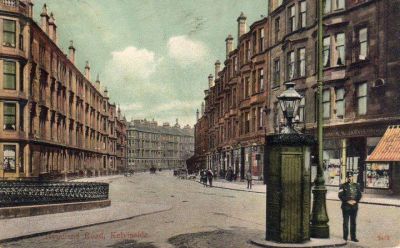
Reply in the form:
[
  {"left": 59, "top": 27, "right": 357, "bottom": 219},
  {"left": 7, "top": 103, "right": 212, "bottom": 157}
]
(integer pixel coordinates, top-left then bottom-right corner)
[
  {"left": 26, "top": 0, "right": 33, "bottom": 18},
  {"left": 85, "top": 61, "right": 90, "bottom": 80},
  {"left": 104, "top": 87, "right": 109, "bottom": 98},
  {"left": 201, "top": 102, "right": 205, "bottom": 115},
  {"left": 95, "top": 74, "right": 101, "bottom": 89},
  {"left": 225, "top": 35, "right": 234, "bottom": 59},
  {"left": 196, "top": 109, "right": 199, "bottom": 121},
  {"left": 68, "top": 40, "right": 76, "bottom": 64},
  {"left": 215, "top": 60, "right": 221, "bottom": 79},
  {"left": 40, "top": 4, "right": 49, "bottom": 34},
  {"left": 48, "top": 12, "right": 57, "bottom": 43},
  {"left": 237, "top": 12, "right": 247, "bottom": 40},
  {"left": 208, "top": 74, "right": 214, "bottom": 88}
]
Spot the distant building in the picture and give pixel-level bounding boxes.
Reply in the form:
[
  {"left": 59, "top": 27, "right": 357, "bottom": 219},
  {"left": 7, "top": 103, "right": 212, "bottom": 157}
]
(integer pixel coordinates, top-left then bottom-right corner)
[
  {"left": 127, "top": 119, "right": 194, "bottom": 170},
  {"left": 0, "top": 1, "right": 127, "bottom": 180}
]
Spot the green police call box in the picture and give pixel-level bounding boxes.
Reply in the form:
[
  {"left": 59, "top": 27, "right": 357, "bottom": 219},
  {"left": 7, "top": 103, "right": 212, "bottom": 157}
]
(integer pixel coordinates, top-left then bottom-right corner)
[{"left": 265, "top": 133, "right": 315, "bottom": 243}]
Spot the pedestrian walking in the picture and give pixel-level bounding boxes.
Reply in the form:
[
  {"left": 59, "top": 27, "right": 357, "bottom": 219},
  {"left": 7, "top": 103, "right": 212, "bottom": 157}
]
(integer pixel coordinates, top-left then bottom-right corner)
[
  {"left": 246, "top": 169, "right": 252, "bottom": 189},
  {"left": 207, "top": 169, "right": 214, "bottom": 187},
  {"left": 338, "top": 172, "right": 362, "bottom": 242},
  {"left": 200, "top": 170, "right": 207, "bottom": 187}
]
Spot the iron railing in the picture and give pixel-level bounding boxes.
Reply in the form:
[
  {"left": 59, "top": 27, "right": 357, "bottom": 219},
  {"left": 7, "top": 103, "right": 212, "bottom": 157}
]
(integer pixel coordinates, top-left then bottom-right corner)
[{"left": 0, "top": 181, "right": 109, "bottom": 207}]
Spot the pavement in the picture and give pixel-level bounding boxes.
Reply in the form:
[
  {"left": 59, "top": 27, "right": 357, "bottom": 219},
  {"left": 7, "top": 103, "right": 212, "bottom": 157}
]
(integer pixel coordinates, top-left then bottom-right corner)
[
  {"left": 0, "top": 175, "right": 171, "bottom": 243},
  {"left": 2, "top": 172, "right": 399, "bottom": 248},
  {"left": 196, "top": 178, "right": 400, "bottom": 207}
]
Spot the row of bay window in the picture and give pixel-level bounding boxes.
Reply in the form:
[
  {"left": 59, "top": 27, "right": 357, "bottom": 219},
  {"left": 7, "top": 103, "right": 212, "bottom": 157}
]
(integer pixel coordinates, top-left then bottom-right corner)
[
  {"left": 272, "top": 27, "right": 369, "bottom": 87},
  {"left": 294, "top": 82, "right": 368, "bottom": 126}
]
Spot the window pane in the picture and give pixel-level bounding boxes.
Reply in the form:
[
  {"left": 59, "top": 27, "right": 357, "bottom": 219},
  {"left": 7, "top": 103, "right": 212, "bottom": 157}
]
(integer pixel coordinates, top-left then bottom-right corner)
[
  {"left": 3, "top": 74, "right": 16, "bottom": 89},
  {"left": 324, "top": 0, "right": 332, "bottom": 13},
  {"left": 358, "top": 97, "right": 367, "bottom": 115},
  {"left": 323, "top": 102, "right": 330, "bottom": 118},
  {"left": 323, "top": 37, "right": 331, "bottom": 67},
  {"left": 359, "top": 28, "right": 367, "bottom": 42},
  {"left": 3, "top": 145, "right": 16, "bottom": 171},
  {"left": 336, "top": 33, "right": 345, "bottom": 46},
  {"left": 336, "top": 88, "right": 344, "bottom": 100},
  {"left": 301, "top": 1, "right": 307, "bottom": 12},
  {"left": 3, "top": 32, "right": 16, "bottom": 46},
  {"left": 337, "top": 0, "right": 345, "bottom": 9},
  {"left": 3, "top": 61, "right": 16, "bottom": 74},
  {"left": 3, "top": 20, "right": 16, "bottom": 32},
  {"left": 360, "top": 42, "right": 368, "bottom": 57},
  {"left": 336, "top": 100, "right": 344, "bottom": 116},
  {"left": 323, "top": 89, "right": 330, "bottom": 101},
  {"left": 357, "top": 83, "right": 367, "bottom": 97}
]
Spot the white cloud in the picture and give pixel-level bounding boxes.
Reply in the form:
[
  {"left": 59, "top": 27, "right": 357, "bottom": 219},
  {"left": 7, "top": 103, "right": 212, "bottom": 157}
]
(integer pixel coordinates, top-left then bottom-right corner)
[
  {"left": 120, "top": 103, "right": 143, "bottom": 111},
  {"left": 107, "top": 46, "right": 162, "bottom": 80},
  {"left": 167, "top": 35, "right": 208, "bottom": 66},
  {"left": 155, "top": 100, "right": 199, "bottom": 112}
]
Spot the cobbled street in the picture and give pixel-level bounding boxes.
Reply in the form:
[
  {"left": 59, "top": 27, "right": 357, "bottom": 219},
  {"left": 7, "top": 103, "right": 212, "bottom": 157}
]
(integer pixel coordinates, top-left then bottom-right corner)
[{"left": 1, "top": 171, "right": 399, "bottom": 248}]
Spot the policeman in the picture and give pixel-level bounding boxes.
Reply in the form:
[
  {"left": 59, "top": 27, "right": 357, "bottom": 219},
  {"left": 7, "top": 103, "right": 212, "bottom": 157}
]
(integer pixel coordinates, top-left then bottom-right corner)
[{"left": 338, "top": 171, "right": 362, "bottom": 242}]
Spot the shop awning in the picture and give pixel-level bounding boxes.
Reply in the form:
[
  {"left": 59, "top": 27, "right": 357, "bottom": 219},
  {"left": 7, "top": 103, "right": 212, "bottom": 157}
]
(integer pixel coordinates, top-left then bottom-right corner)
[{"left": 367, "top": 125, "right": 400, "bottom": 162}]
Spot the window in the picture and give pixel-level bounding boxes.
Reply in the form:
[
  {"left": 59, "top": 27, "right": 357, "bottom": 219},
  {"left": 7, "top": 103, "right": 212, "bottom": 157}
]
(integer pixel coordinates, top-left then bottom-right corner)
[
  {"left": 323, "top": 89, "right": 331, "bottom": 119},
  {"left": 259, "top": 68, "right": 264, "bottom": 91},
  {"left": 259, "top": 28, "right": 265, "bottom": 52},
  {"left": 324, "top": 0, "right": 344, "bottom": 13},
  {"left": 252, "top": 109, "right": 256, "bottom": 132},
  {"left": 259, "top": 107, "right": 264, "bottom": 130},
  {"left": 3, "top": 145, "right": 16, "bottom": 172},
  {"left": 273, "top": 59, "right": 280, "bottom": 86},
  {"left": 357, "top": 83, "right": 367, "bottom": 115},
  {"left": 287, "top": 51, "right": 295, "bottom": 80},
  {"left": 245, "top": 77, "right": 250, "bottom": 98},
  {"left": 246, "top": 41, "right": 251, "bottom": 61},
  {"left": 298, "top": 97, "right": 305, "bottom": 122},
  {"left": 288, "top": 5, "right": 296, "bottom": 33},
  {"left": 324, "top": 0, "right": 332, "bottom": 14},
  {"left": 359, "top": 28, "right": 368, "bottom": 60},
  {"left": 245, "top": 112, "right": 250, "bottom": 133},
  {"left": 19, "top": 23, "right": 24, "bottom": 51},
  {"left": 298, "top": 48, "right": 306, "bottom": 77},
  {"left": 335, "top": 87, "right": 345, "bottom": 118},
  {"left": 4, "top": 102, "right": 16, "bottom": 131},
  {"left": 299, "top": 1, "right": 307, "bottom": 28},
  {"left": 334, "top": 0, "right": 345, "bottom": 10},
  {"left": 335, "top": 33, "right": 345, "bottom": 66},
  {"left": 252, "top": 70, "right": 256, "bottom": 94},
  {"left": 3, "top": 61, "right": 16, "bottom": 90},
  {"left": 323, "top": 36, "right": 331, "bottom": 67},
  {"left": 3, "top": 19, "right": 16, "bottom": 47},
  {"left": 275, "top": 18, "right": 280, "bottom": 43}
]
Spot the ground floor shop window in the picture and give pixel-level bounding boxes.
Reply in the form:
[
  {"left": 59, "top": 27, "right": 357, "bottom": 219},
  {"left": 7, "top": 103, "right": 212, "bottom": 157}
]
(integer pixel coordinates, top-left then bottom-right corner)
[
  {"left": 3, "top": 145, "right": 16, "bottom": 172},
  {"left": 366, "top": 163, "right": 390, "bottom": 189}
]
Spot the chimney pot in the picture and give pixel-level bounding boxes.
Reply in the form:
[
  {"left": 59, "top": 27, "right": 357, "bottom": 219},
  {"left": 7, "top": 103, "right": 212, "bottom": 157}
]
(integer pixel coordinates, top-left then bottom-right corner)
[
  {"left": 237, "top": 12, "right": 247, "bottom": 40},
  {"left": 85, "top": 61, "right": 90, "bottom": 80},
  {"left": 215, "top": 60, "right": 221, "bottom": 79},
  {"left": 68, "top": 40, "right": 76, "bottom": 64},
  {"left": 225, "top": 34, "right": 234, "bottom": 58}
]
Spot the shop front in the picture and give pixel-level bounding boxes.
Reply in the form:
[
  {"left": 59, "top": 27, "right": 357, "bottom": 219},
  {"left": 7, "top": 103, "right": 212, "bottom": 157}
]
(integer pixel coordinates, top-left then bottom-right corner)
[{"left": 367, "top": 125, "right": 400, "bottom": 194}]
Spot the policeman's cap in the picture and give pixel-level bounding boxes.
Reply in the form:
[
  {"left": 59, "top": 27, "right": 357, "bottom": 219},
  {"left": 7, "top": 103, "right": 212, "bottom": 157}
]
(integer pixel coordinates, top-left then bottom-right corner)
[{"left": 346, "top": 171, "right": 354, "bottom": 178}]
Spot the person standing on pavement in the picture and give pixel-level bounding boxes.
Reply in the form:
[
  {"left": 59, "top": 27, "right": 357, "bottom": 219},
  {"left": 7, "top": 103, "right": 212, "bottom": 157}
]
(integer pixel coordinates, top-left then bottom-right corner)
[
  {"left": 339, "top": 172, "right": 362, "bottom": 242},
  {"left": 207, "top": 169, "right": 214, "bottom": 187},
  {"left": 246, "top": 169, "right": 252, "bottom": 189}
]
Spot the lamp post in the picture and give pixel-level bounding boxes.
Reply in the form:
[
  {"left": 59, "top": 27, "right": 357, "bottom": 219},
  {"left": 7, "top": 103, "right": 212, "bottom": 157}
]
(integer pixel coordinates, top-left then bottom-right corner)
[
  {"left": 310, "top": 0, "right": 330, "bottom": 238},
  {"left": 277, "top": 82, "right": 303, "bottom": 134}
]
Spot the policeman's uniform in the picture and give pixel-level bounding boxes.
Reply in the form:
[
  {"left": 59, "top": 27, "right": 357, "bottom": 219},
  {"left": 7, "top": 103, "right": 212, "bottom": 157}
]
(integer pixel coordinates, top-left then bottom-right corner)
[{"left": 338, "top": 172, "right": 362, "bottom": 241}]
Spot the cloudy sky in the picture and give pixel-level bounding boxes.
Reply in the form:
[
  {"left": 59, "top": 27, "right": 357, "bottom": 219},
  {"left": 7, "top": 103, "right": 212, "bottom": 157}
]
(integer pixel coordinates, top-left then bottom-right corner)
[{"left": 33, "top": 0, "right": 267, "bottom": 126}]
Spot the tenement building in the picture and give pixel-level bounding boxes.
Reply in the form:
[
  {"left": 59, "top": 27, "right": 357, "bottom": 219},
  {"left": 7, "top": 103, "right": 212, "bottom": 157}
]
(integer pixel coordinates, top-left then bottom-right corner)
[
  {"left": 0, "top": 1, "right": 127, "bottom": 180},
  {"left": 127, "top": 119, "right": 194, "bottom": 171},
  {"left": 194, "top": 0, "right": 400, "bottom": 193}
]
